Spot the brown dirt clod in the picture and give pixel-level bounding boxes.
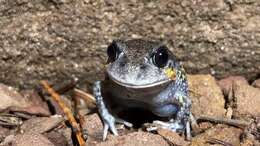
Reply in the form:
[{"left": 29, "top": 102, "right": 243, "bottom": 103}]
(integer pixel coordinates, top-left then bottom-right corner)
[{"left": 188, "top": 74, "right": 226, "bottom": 118}]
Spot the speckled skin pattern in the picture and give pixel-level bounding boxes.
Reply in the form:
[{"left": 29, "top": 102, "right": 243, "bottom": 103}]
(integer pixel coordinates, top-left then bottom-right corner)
[{"left": 93, "top": 39, "right": 191, "bottom": 140}]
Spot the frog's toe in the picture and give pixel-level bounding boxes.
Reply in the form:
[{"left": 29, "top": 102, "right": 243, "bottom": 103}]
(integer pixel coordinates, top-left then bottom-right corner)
[
  {"left": 103, "top": 123, "right": 109, "bottom": 141},
  {"left": 146, "top": 120, "right": 184, "bottom": 132},
  {"left": 158, "top": 120, "right": 184, "bottom": 131},
  {"left": 146, "top": 120, "right": 192, "bottom": 140},
  {"left": 101, "top": 116, "right": 134, "bottom": 140},
  {"left": 102, "top": 116, "right": 118, "bottom": 140},
  {"left": 109, "top": 122, "right": 118, "bottom": 136},
  {"left": 115, "top": 118, "right": 133, "bottom": 128},
  {"left": 103, "top": 123, "right": 118, "bottom": 141}
]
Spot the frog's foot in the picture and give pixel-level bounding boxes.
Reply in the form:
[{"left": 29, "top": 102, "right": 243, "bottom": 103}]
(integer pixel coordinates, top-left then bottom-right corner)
[
  {"left": 145, "top": 120, "right": 191, "bottom": 140},
  {"left": 101, "top": 111, "right": 117, "bottom": 140},
  {"left": 146, "top": 120, "right": 184, "bottom": 132},
  {"left": 101, "top": 113, "right": 133, "bottom": 140},
  {"left": 93, "top": 81, "right": 132, "bottom": 140}
]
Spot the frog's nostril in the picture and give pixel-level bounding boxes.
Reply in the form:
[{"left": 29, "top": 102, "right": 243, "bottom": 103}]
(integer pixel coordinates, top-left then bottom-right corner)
[
  {"left": 120, "top": 62, "right": 126, "bottom": 67},
  {"left": 140, "top": 64, "right": 146, "bottom": 70}
]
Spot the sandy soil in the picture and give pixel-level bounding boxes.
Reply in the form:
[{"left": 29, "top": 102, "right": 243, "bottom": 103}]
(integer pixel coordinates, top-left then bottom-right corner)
[{"left": 0, "top": 0, "right": 259, "bottom": 89}]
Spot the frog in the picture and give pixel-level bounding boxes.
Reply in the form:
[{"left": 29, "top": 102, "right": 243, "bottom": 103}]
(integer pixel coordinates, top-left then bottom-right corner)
[{"left": 93, "top": 39, "right": 191, "bottom": 140}]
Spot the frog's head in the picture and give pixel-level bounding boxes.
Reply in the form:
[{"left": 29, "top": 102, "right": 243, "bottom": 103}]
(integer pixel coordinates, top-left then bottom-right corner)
[{"left": 106, "top": 39, "right": 180, "bottom": 89}]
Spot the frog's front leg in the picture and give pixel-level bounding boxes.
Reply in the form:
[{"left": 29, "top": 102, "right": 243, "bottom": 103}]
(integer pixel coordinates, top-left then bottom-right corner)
[
  {"left": 93, "top": 81, "right": 132, "bottom": 140},
  {"left": 171, "top": 93, "right": 192, "bottom": 140}
]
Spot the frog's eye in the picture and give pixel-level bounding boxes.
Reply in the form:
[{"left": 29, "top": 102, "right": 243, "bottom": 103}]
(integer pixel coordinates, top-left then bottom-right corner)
[
  {"left": 153, "top": 46, "right": 169, "bottom": 68},
  {"left": 107, "top": 42, "right": 120, "bottom": 63}
]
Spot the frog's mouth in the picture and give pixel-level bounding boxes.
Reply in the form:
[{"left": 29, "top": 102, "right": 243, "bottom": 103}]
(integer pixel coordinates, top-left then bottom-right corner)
[{"left": 108, "top": 74, "right": 172, "bottom": 89}]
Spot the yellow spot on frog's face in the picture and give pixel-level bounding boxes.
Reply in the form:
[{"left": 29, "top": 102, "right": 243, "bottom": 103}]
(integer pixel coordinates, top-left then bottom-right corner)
[
  {"left": 164, "top": 68, "right": 177, "bottom": 80},
  {"left": 178, "top": 96, "right": 184, "bottom": 104}
]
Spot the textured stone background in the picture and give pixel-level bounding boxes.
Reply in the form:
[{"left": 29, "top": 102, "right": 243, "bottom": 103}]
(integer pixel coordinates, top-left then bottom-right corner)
[{"left": 0, "top": 0, "right": 259, "bottom": 88}]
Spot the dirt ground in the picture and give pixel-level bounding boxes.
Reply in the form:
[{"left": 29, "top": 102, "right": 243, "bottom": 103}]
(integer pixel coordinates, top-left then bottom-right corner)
[
  {"left": 1, "top": 75, "right": 260, "bottom": 146},
  {"left": 0, "top": 0, "right": 259, "bottom": 89},
  {"left": 0, "top": 1, "right": 260, "bottom": 145}
]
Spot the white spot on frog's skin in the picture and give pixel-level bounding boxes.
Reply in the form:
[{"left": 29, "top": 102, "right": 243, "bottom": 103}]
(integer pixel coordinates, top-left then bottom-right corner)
[
  {"left": 210, "top": 68, "right": 216, "bottom": 75},
  {"left": 168, "top": 92, "right": 173, "bottom": 98}
]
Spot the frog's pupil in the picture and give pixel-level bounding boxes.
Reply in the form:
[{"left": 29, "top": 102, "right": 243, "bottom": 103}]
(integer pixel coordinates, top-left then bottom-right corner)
[
  {"left": 107, "top": 43, "right": 118, "bottom": 62},
  {"left": 153, "top": 47, "right": 168, "bottom": 68}
]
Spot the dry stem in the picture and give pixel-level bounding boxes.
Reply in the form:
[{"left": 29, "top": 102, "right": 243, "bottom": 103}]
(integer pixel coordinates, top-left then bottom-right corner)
[{"left": 41, "top": 80, "right": 86, "bottom": 146}]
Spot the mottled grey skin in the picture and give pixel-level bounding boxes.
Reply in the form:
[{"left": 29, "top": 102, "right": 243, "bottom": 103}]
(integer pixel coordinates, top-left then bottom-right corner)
[{"left": 93, "top": 39, "right": 191, "bottom": 140}]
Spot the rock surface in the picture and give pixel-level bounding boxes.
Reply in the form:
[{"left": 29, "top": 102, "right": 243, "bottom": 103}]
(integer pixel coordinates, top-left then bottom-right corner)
[
  {"left": 191, "top": 124, "right": 242, "bottom": 146},
  {"left": 83, "top": 113, "right": 103, "bottom": 140},
  {"left": 12, "top": 133, "right": 55, "bottom": 146},
  {"left": 233, "top": 80, "right": 260, "bottom": 118},
  {"left": 0, "top": 83, "right": 50, "bottom": 116},
  {"left": 252, "top": 79, "right": 260, "bottom": 88},
  {"left": 188, "top": 74, "right": 226, "bottom": 118},
  {"left": 0, "top": 83, "right": 30, "bottom": 111},
  {"left": 0, "top": 0, "right": 259, "bottom": 88},
  {"left": 20, "top": 116, "right": 64, "bottom": 134},
  {"left": 157, "top": 129, "right": 189, "bottom": 146},
  {"left": 217, "top": 76, "right": 248, "bottom": 97},
  {"left": 94, "top": 131, "right": 169, "bottom": 146},
  {"left": 0, "top": 126, "right": 10, "bottom": 142},
  {"left": 44, "top": 131, "right": 69, "bottom": 146}
]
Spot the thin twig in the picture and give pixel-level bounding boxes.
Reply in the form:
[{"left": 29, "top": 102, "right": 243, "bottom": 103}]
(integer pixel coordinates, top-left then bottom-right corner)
[
  {"left": 41, "top": 80, "right": 86, "bottom": 146},
  {"left": 197, "top": 116, "right": 250, "bottom": 128},
  {"left": 0, "top": 114, "right": 22, "bottom": 127},
  {"left": 206, "top": 138, "right": 234, "bottom": 146},
  {"left": 74, "top": 88, "right": 96, "bottom": 108},
  {"left": 78, "top": 113, "right": 88, "bottom": 141},
  {"left": 74, "top": 95, "right": 89, "bottom": 141},
  {"left": 190, "top": 114, "right": 200, "bottom": 135},
  {"left": 0, "top": 121, "right": 20, "bottom": 126},
  {"left": 54, "top": 79, "right": 76, "bottom": 94}
]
